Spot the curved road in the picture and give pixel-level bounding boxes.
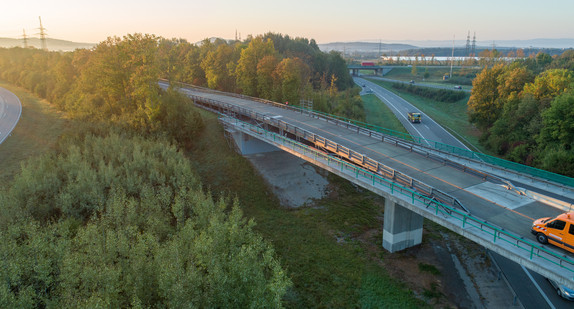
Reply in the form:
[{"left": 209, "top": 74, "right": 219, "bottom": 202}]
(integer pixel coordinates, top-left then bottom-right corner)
[
  {"left": 355, "top": 76, "right": 572, "bottom": 308},
  {"left": 0, "top": 87, "right": 22, "bottom": 145},
  {"left": 355, "top": 77, "right": 468, "bottom": 149}
]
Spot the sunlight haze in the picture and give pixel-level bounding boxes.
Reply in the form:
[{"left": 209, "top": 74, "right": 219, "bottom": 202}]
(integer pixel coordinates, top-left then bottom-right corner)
[{"left": 2, "top": 0, "right": 573, "bottom": 44}]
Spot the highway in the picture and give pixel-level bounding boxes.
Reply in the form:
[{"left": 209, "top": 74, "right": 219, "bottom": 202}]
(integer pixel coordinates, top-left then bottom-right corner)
[
  {"left": 355, "top": 77, "right": 469, "bottom": 149},
  {"left": 355, "top": 77, "right": 573, "bottom": 308},
  {"left": 366, "top": 75, "right": 472, "bottom": 93},
  {"left": 0, "top": 87, "right": 21, "bottom": 145}
]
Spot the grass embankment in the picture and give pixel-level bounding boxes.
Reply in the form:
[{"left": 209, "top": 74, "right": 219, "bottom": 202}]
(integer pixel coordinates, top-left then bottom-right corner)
[
  {"left": 366, "top": 78, "right": 489, "bottom": 153},
  {"left": 362, "top": 93, "right": 409, "bottom": 135},
  {"left": 189, "top": 110, "right": 428, "bottom": 308},
  {"left": 0, "top": 81, "right": 69, "bottom": 186},
  {"left": 383, "top": 67, "right": 479, "bottom": 90}
]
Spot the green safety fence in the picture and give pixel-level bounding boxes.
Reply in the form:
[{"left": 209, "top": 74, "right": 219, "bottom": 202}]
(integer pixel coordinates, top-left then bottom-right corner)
[
  {"left": 222, "top": 115, "right": 574, "bottom": 278},
  {"left": 165, "top": 80, "right": 574, "bottom": 188},
  {"left": 288, "top": 106, "right": 574, "bottom": 188}
]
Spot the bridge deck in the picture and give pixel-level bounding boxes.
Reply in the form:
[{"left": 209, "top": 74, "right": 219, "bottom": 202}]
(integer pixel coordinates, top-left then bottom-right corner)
[
  {"left": 171, "top": 84, "right": 574, "bottom": 286},
  {"left": 187, "top": 88, "right": 564, "bottom": 238}
]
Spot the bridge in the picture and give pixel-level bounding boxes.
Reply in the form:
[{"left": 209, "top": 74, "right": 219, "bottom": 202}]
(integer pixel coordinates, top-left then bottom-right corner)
[
  {"left": 347, "top": 65, "right": 388, "bottom": 76},
  {"left": 160, "top": 81, "right": 574, "bottom": 289}
]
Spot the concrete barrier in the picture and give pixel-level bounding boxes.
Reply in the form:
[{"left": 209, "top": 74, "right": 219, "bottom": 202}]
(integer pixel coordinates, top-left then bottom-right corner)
[{"left": 524, "top": 189, "right": 574, "bottom": 213}]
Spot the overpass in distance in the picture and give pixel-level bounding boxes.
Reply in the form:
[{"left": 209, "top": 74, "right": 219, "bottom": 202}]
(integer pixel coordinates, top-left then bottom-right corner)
[{"left": 160, "top": 81, "right": 574, "bottom": 289}]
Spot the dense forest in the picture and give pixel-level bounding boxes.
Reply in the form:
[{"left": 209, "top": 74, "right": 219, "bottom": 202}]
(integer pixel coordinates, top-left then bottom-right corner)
[
  {"left": 0, "top": 32, "right": 363, "bottom": 307},
  {"left": 468, "top": 50, "right": 574, "bottom": 176}
]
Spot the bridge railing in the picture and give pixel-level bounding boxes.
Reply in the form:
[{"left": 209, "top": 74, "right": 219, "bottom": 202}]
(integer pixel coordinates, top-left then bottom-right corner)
[
  {"left": 190, "top": 94, "right": 470, "bottom": 214},
  {"left": 290, "top": 105, "right": 574, "bottom": 189},
  {"left": 222, "top": 116, "right": 574, "bottom": 284},
  {"left": 165, "top": 80, "right": 574, "bottom": 189}
]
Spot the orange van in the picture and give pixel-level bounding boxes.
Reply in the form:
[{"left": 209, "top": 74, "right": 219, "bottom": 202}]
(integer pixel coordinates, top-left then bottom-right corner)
[{"left": 531, "top": 212, "right": 574, "bottom": 253}]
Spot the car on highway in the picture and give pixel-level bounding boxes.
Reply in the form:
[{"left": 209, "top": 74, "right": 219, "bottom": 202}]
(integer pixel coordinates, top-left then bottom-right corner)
[
  {"left": 547, "top": 278, "right": 574, "bottom": 301},
  {"left": 409, "top": 80, "right": 415, "bottom": 84},
  {"left": 407, "top": 112, "right": 421, "bottom": 123},
  {"left": 454, "top": 85, "right": 462, "bottom": 90}
]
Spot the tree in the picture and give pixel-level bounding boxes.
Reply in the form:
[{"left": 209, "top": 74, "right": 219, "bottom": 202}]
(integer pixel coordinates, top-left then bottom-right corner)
[
  {"left": 538, "top": 91, "right": 574, "bottom": 151},
  {"left": 523, "top": 68, "right": 574, "bottom": 106},
  {"left": 467, "top": 63, "right": 505, "bottom": 130},
  {"left": 274, "top": 57, "right": 311, "bottom": 104},
  {"left": 236, "top": 36, "right": 276, "bottom": 96},
  {"left": 496, "top": 64, "right": 533, "bottom": 101},
  {"left": 201, "top": 43, "right": 238, "bottom": 91},
  {"left": 256, "top": 55, "right": 280, "bottom": 100},
  {"left": 535, "top": 52, "right": 552, "bottom": 68}
]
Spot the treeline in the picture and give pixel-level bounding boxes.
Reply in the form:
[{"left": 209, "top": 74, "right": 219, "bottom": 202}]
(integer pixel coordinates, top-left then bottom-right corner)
[
  {"left": 0, "top": 32, "right": 373, "bottom": 307},
  {"left": 159, "top": 33, "right": 363, "bottom": 120},
  {"left": 0, "top": 34, "right": 204, "bottom": 146},
  {"left": 392, "top": 83, "right": 467, "bottom": 103},
  {"left": 0, "top": 33, "right": 364, "bottom": 126},
  {"left": 468, "top": 50, "right": 574, "bottom": 176}
]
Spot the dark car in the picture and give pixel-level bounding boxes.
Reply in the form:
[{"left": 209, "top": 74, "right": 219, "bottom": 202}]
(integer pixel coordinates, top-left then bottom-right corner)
[
  {"left": 548, "top": 278, "right": 574, "bottom": 301},
  {"left": 409, "top": 80, "right": 415, "bottom": 84}
]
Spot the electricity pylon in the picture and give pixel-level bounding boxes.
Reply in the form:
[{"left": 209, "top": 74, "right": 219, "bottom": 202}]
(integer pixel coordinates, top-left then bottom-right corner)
[{"left": 38, "top": 16, "right": 48, "bottom": 51}]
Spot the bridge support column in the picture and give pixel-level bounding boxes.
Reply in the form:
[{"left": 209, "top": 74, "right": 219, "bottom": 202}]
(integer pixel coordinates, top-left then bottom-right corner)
[
  {"left": 382, "top": 199, "right": 423, "bottom": 253},
  {"left": 228, "top": 130, "right": 279, "bottom": 155}
]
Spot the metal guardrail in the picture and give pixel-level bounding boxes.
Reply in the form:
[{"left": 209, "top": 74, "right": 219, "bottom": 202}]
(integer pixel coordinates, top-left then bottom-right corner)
[
  {"left": 164, "top": 80, "right": 574, "bottom": 190},
  {"left": 221, "top": 116, "right": 574, "bottom": 282},
  {"left": 287, "top": 104, "right": 574, "bottom": 189},
  {"left": 188, "top": 93, "right": 469, "bottom": 214},
  {"left": 0, "top": 90, "right": 22, "bottom": 145},
  {"left": 165, "top": 80, "right": 574, "bottom": 285},
  {"left": 169, "top": 81, "right": 520, "bottom": 195}
]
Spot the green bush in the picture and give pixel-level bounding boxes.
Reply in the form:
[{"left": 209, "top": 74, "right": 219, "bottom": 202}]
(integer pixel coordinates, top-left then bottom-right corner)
[{"left": 392, "top": 83, "right": 466, "bottom": 103}]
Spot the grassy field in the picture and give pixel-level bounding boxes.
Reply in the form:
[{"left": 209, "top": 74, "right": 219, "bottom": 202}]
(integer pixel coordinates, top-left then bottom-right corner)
[
  {"left": 365, "top": 78, "right": 489, "bottom": 153},
  {"left": 0, "top": 81, "right": 69, "bottom": 186},
  {"left": 362, "top": 93, "right": 409, "bottom": 135},
  {"left": 383, "top": 66, "right": 480, "bottom": 89}
]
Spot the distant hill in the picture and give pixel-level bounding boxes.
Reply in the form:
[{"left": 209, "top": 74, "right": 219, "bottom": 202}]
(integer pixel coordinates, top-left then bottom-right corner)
[
  {"left": 318, "top": 42, "right": 417, "bottom": 55},
  {"left": 0, "top": 37, "right": 95, "bottom": 51},
  {"left": 319, "top": 38, "right": 574, "bottom": 54}
]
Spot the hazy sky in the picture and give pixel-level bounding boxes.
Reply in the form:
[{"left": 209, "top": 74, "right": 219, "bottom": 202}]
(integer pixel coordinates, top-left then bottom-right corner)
[{"left": 2, "top": 0, "right": 573, "bottom": 44}]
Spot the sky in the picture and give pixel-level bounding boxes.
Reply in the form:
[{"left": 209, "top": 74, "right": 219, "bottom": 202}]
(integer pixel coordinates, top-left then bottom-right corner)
[{"left": 1, "top": 0, "right": 573, "bottom": 45}]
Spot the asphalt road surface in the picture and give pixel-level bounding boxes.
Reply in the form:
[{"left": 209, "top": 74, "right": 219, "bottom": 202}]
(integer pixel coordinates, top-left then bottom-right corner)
[
  {"left": 355, "top": 76, "right": 468, "bottom": 149},
  {"left": 0, "top": 87, "right": 21, "bottom": 145},
  {"left": 354, "top": 76, "right": 572, "bottom": 308}
]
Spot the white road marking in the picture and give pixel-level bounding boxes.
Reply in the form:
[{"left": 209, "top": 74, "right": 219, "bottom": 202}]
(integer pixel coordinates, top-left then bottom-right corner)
[
  {"left": 373, "top": 90, "right": 431, "bottom": 147},
  {"left": 521, "top": 265, "right": 556, "bottom": 309}
]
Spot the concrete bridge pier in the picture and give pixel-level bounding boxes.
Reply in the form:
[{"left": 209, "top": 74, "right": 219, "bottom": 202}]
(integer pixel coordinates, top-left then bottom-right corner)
[
  {"left": 228, "top": 129, "right": 280, "bottom": 155},
  {"left": 382, "top": 199, "right": 423, "bottom": 253}
]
